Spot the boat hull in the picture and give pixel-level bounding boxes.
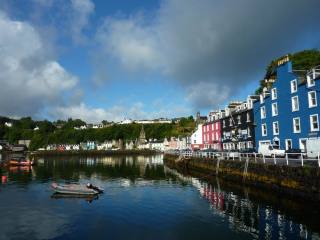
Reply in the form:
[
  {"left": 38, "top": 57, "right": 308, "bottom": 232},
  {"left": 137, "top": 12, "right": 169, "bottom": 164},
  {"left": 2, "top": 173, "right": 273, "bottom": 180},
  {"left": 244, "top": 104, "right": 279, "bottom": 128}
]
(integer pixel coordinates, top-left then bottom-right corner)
[
  {"left": 9, "top": 160, "right": 34, "bottom": 166},
  {"left": 51, "top": 183, "right": 99, "bottom": 195}
]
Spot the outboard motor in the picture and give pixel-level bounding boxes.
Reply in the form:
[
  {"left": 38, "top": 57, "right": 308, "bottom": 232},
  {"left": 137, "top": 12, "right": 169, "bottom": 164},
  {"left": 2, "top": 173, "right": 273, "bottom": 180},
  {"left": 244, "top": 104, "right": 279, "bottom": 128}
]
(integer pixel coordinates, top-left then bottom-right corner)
[{"left": 86, "top": 183, "right": 104, "bottom": 193}]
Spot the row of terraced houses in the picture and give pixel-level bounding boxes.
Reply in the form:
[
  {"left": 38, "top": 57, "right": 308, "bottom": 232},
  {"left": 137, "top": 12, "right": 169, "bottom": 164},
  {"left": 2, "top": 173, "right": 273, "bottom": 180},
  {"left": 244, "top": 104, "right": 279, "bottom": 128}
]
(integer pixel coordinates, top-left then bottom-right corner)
[{"left": 190, "top": 57, "right": 320, "bottom": 154}]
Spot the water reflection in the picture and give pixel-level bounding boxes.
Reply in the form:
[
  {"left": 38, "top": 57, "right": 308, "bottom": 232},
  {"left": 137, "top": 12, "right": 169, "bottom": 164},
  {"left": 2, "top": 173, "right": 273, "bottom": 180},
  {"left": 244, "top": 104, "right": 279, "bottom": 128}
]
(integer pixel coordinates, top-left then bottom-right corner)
[
  {"left": 0, "top": 155, "right": 319, "bottom": 240},
  {"left": 165, "top": 167, "right": 320, "bottom": 240}
]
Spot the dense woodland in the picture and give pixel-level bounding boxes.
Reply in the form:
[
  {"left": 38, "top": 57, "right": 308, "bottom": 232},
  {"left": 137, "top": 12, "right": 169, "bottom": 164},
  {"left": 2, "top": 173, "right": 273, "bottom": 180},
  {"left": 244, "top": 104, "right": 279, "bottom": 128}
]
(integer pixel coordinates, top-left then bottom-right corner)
[{"left": 0, "top": 116, "right": 195, "bottom": 150}]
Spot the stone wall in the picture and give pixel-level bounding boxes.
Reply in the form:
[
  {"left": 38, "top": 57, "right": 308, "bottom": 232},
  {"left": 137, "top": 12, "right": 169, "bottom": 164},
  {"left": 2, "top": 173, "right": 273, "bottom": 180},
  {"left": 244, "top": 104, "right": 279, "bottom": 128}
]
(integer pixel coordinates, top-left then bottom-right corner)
[{"left": 164, "top": 154, "right": 320, "bottom": 201}]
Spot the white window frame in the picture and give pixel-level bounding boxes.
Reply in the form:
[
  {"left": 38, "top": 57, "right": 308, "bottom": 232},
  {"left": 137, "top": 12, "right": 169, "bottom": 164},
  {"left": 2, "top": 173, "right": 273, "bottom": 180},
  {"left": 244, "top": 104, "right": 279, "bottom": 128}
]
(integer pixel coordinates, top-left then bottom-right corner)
[
  {"left": 261, "top": 106, "right": 266, "bottom": 119},
  {"left": 308, "top": 91, "right": 317, "bottom": 108},
  {"left": 247, "top": 127, "right": 251, "bottom": 137},
  {"left": 273, "top": 121, "right": 279, "bottom": 135},
  {"left": 260, "top": 94, "right": 264, "bottom": 104},
  {"left": 261, "top": 123, "right": 267, "bottom": 136},
  {"left": 290, "top": 79, "right": 297, "bottom": 93},
  {"left": 271, "top": 88, "right": 277, "bottom": 100},
  {"left": 271, "top": 103, "right": 278, "bottom": 116},
  {"left": 237, "top": 115, "right": 241, "bottom": 124},
  {"left": 285, "top": 139, "right": 292, "bottom": 150},
  {"left": 307, "top": 75, "right": 315, "bottom": 88},
  {"left": 310, "top": 114, "right": 319, "bottom": 132},
  {"left": 291, "top": 96, "right": 299, "bottom": 112},
  {"left": 293, "top": 117, "right": 301, "bottom": 133},
  {"left": 246, "top": 112, "right": 251, "bottom": 122}
]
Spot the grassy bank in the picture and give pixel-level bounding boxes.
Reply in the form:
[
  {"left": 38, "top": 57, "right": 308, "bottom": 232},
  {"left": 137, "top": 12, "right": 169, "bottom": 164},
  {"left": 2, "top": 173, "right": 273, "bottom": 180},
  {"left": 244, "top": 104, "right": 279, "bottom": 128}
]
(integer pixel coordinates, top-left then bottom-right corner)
[{"left": 164, "top": 154, "right": 320, "bottom": 201}]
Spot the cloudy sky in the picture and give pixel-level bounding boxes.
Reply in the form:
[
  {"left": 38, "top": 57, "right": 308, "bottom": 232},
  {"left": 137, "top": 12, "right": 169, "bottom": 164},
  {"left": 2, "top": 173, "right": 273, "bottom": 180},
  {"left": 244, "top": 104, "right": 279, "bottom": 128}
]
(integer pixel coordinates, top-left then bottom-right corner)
[{"left": 0, "top": 0, "right": 319, "bottom": 123}]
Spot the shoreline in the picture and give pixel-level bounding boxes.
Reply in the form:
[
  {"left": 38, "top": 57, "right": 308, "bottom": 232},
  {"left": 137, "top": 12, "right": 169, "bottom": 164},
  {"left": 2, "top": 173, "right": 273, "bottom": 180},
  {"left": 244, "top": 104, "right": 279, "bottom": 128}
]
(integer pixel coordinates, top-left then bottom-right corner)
[
  {"left": 163, "top": 154, "right": 320, "bottom": 202},
  {"left": 29, "top": 149, "right": 160, "bottom": 157}
]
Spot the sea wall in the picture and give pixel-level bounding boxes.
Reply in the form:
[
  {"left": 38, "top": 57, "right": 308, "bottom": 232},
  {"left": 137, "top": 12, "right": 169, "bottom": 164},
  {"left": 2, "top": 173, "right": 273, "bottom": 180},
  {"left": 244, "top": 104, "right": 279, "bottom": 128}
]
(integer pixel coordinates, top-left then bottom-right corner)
[
  {"left": 31, "top": 149, "right": 158, "bottom": 157},
  {"left": 164, "top": 154, "right": 320, "bottom": 201}
]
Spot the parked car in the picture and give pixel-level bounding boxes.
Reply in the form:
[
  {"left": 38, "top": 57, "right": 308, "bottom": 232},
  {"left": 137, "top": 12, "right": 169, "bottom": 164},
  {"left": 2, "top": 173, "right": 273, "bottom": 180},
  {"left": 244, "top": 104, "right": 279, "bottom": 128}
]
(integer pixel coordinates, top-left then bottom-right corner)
[
  {"left": 285, "top": 149, "right": 303, "bottom": 159},
  {"left": 239, "top": 148, "right": 256, "bottom": 154},
  {"left": 306, "top": 139, "right": 320, "bottom": 158},
  {"left": 258, "top": 144, "right": 285, "bottom": 157},
  {"left": 227, "top": 150, "right": 240, "bottom": 158}
]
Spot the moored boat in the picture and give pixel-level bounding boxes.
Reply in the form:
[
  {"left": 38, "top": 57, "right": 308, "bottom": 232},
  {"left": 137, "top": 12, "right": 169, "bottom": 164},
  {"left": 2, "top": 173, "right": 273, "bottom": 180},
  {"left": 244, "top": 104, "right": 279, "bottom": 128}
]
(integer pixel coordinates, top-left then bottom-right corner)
[
  {"left": 9, "top": 159, "right": 34, "bottom": 166},
  {"left": 51, "top": 183, "right": 104, "bottom": 195}
]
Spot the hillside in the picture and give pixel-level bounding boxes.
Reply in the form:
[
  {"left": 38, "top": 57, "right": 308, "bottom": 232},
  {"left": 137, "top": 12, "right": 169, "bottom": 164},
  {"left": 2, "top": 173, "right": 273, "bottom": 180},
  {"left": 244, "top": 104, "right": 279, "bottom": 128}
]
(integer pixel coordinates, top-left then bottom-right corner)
[{"left": 0, "top": 116, "right": 196, "bottom": 150}]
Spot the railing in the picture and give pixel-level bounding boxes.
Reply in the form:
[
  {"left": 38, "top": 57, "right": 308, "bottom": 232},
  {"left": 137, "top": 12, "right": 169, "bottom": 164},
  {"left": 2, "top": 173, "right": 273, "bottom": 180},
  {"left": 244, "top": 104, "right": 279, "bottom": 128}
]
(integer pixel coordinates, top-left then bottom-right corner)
[{"left": 166, "top": 150, "right": 320, "bottom": 167}]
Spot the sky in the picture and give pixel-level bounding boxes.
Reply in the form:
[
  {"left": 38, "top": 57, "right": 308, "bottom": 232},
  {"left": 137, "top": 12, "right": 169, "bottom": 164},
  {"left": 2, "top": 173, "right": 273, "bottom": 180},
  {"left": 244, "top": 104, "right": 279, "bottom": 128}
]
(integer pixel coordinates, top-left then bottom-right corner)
[{"left": 0, "top": 0, "right": 319, "bottom": 123}]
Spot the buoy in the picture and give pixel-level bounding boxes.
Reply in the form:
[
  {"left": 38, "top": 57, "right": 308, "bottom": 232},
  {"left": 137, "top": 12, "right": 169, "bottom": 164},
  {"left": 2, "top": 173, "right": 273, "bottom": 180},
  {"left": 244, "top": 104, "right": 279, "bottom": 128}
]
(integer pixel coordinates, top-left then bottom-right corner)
[{"left": 1, "top": 175, "right": 7, "bottom": 184}]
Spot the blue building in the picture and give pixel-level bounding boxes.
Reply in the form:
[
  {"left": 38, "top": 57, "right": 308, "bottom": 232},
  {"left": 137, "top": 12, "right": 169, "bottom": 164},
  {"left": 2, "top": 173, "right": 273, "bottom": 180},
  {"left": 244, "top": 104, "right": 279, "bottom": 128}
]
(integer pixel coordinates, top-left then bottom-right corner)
[{"left": 254, "top": 58, "right": 320, "bottom": 152}]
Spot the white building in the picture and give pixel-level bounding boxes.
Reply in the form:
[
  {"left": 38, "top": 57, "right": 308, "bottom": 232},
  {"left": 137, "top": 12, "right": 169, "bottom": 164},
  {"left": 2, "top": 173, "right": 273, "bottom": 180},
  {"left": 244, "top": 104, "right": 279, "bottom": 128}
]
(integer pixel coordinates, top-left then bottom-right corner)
[
  {"left": 120, "top": 119, "right": 133, "bottom": 124},
  {"left": 4, "top": 122, "right": 12, "bottom": 128},
  {"left": 191, "top": 124, "right": 203, "bottom": 150},
  {"left": 149, "top": 140, "right": 164, "bottom": 151}
]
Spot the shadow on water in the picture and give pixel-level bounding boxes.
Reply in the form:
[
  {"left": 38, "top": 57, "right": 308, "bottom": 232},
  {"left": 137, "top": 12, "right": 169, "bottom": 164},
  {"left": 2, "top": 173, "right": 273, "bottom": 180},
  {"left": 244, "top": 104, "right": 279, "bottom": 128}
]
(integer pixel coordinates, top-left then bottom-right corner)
[{"left": 0, "top": 153, "right": 319, "bottom": 240}]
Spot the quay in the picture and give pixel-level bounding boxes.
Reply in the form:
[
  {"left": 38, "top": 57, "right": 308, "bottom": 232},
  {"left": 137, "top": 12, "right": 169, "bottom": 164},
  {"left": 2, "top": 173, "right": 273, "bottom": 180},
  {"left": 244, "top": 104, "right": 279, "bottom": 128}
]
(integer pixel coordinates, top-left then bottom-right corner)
[{"left": 164, "top": 152, "right": 320, "bottom": 201}]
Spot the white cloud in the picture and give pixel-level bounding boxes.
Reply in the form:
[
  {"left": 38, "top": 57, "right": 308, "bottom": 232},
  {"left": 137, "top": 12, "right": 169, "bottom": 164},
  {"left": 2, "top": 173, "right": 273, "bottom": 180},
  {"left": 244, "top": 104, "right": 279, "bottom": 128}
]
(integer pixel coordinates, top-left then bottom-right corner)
[
  {"left": 51, "top": 101, "right": 191, "bottom": 123},
  {"left": 96, "top": 17, "right": 162, "bottom": 72},
  {"left": 95, "top": 0, "right": 320, "bottom": 109},
  {"left": 70, "top": 0, "right": 94, "bottom": 44},
  {"left": 0, "top": 11, "right": 77, "bottom": 117}
]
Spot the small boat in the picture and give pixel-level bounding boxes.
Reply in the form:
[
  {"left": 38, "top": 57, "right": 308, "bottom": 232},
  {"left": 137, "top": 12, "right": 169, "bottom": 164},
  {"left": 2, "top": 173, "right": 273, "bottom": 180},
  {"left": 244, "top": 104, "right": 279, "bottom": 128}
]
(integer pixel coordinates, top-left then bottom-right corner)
[
  {"left": 51, "top": 183, "right": 104, "bottom": 195},
  {"left": 9, "top": 159, "right": 34, "bottom": 166}
]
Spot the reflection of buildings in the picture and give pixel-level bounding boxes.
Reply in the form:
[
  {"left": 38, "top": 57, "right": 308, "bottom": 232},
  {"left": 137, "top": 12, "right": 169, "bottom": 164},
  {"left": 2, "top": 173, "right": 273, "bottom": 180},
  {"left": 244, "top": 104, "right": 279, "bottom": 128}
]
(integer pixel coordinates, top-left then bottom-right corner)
[{"left": 165, "top": 167, "right": 317, "bottom": 240}]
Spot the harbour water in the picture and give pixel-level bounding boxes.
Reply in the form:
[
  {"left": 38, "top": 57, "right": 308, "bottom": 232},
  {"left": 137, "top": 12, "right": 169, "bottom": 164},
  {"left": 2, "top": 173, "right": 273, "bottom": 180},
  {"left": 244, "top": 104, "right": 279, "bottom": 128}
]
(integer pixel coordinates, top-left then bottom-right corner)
[{"left": 0, "top": 154, "right": 319, "bottom": 240}]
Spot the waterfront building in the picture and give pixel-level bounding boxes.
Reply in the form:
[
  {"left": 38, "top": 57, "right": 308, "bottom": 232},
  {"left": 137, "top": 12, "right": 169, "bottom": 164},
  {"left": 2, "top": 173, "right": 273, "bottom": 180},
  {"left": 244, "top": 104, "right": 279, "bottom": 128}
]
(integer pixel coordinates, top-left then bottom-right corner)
[
  {"left": 191, "top": 124, "right": 204, "bottom": 150},
  {"left": 221, "top": 96, "right": 257, "bottom": 151},
  {"left": 253, "top": 59, "right": 320, "bottom": 151},
  {"left": 202, "top": 110, "right": 223, "bottom": 150},
  {"left": 149, "top": 140, "right": 164, "bottom": 151},
  {"left": 168, "top": 137, "right": 178, "bottom": 150}
]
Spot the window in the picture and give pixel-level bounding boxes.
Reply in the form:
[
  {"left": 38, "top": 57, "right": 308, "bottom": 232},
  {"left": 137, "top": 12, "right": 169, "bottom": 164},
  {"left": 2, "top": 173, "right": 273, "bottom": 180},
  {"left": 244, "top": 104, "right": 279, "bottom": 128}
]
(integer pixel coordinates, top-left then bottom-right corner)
[
  {"left": 290, "top": 79, "right": 297, "bottom": 93},
  {"left": 237, "top": 115, "right": 241, "bottom": 124},
  {"left": 261, "top": 106, "right": 266, "bottom": 119},
  {"left": 291, "top": 96, "right": 299, "bottom": 112},
  {"left": 293, "top": 117, "right": 301, "bottom": 133},
  {"left": 246, "top": 112, "right": 251, "bottom": 122},
  {"left": 247, "top": 127, "right": 251, "bottom": 137},
  {"left": 260, "top": 94, "right": 264, "bottom": 104},
  {"left": 310, "top": 114, "right": 319, "bottom": 131},
  {"left": 307, "top": 75, "right": 315, "bottom": 87},
  {"left": 308, "top": 91, "right": 317, "bottom": 108},
  {"left": 271, "top": 103, "right": 278, "bottom": 116},
  {"left": 229, "top": 119, "right": 233, "bottom": 126},
  {"left": 262, "top": 124, "right": 267, "bottom": 136},
  {"left": 285, "top": 139, "right": 292, "bottom": 150},
  {"left": 223, "top": 120, "right": 226, "bottom": 128},
  {"left": 271, "top": 88, "right": 277, "bottom": 100},
  {"left": 273, "top": 121, "right": 279, "bottom": 135}
]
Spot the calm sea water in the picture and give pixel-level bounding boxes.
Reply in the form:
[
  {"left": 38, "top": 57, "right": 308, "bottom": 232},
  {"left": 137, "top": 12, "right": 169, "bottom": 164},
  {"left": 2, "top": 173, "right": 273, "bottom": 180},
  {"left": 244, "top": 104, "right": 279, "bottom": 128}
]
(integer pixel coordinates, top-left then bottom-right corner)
[{"left": 0, "top": 154, "right": 319, "bottom": 240}]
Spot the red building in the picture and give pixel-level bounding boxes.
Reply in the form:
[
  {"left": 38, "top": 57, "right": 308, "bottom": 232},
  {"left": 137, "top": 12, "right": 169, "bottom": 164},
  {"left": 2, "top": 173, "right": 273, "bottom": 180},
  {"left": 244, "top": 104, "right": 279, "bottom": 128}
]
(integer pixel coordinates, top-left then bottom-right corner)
[{"left": 202, "top": 111, "right": 223, "bottom": 150}]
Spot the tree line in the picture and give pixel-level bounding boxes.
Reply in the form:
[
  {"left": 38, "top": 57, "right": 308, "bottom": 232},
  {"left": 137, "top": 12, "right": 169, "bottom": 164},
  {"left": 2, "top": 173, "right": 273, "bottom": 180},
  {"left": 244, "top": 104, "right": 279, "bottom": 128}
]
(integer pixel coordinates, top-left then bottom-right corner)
[{"left": 0, "top": 116, "right": 195, "bottom": 150}]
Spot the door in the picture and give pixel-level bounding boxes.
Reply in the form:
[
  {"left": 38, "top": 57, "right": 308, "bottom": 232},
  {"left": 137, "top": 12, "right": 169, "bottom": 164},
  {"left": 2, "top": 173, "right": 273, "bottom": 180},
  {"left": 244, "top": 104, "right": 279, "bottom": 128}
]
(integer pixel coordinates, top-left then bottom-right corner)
[
  {"left": 299, "top": 139, "right": 307, "bottom": 152},
  {"left": 285, "top": 139, "right": 292, "bottom": 150}
]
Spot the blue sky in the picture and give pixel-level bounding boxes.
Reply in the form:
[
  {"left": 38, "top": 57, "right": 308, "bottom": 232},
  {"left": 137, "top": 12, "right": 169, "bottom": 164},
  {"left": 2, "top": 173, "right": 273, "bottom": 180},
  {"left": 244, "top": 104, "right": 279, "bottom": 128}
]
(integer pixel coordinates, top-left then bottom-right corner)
[{"left": 0, "top": 0, "right": 319, "bottom": 123}]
